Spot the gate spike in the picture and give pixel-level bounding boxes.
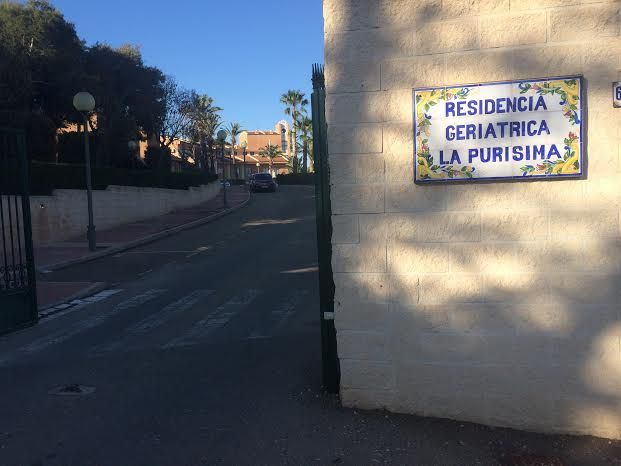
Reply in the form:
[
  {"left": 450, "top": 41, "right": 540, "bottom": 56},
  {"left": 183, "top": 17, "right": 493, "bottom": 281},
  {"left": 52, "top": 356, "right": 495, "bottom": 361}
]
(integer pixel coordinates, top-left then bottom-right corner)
[{"left": 312, "top": 64, "right": 325, "bottom": 90}]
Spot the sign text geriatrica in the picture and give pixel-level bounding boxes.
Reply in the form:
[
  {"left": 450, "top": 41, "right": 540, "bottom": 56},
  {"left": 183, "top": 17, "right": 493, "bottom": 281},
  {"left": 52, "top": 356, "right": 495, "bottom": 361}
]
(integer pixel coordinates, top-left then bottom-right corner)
[{"left": 413, "top": 76, "right": 583, "bottom": 182}]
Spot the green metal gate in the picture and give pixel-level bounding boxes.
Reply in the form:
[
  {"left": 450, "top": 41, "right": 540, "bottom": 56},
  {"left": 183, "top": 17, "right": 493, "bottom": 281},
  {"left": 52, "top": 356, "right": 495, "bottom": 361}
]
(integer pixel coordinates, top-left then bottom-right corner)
[
  {"left": 311, "top": 65, "right": 339, "bottom": 393},
  {"left": 0, "top": 129, "right": 38, "bottom": 334}
]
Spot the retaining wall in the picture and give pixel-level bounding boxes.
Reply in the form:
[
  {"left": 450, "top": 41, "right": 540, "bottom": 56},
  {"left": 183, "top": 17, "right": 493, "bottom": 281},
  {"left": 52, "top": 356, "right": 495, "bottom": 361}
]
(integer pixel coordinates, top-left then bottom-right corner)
[{"left": 20, "top": 182, "right": 220, "bottom": 244}]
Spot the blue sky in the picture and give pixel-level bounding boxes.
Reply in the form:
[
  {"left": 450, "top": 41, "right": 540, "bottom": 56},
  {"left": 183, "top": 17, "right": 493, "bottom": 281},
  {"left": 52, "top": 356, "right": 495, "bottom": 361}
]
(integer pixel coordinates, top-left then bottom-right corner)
[{"left": 50, "top": 0, "right": 324, "bottom": 131}]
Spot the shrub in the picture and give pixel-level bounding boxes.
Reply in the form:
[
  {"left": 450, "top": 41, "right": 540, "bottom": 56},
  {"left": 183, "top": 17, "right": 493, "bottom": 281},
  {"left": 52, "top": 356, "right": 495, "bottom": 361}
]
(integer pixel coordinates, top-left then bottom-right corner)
[
  {"left": 0, "top": 161, "right": 218, "bottom": 195},
  {"left": 144, "top": 145, "right": 173, "bottom": 173},
  {"left": 57, "top": 131, "right": 97, "bottom": 165},
  {"left": 26, "top": 113, "right": 57, "bottom": 163},
  {"left": 144, "top": 145, "right": 159, "bottom": 170},
  {"left": 159, "top": 146, "right": 172, "bottom": 173}
]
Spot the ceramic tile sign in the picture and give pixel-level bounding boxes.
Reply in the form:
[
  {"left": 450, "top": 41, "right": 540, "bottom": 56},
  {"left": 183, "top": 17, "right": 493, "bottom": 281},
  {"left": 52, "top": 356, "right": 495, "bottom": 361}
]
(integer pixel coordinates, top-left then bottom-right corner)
[
  {"left": 614, "top": 81, "right": 621, "bottom": 108},
  {"left": 413, "top": 76, "right": 583, "bottom": 182}
]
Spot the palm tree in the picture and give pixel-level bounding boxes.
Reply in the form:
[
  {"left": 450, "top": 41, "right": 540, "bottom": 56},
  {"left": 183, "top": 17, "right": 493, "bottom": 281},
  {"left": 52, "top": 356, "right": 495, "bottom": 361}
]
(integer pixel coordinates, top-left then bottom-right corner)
[
  {"left": 296, "top": 115, "right": 313, "bottom": 173},
  {"left": 226, "top": 122, "right": 243, "bottom": 179},
  {"left": 259, "top": 143, "right": 282, "bottom": 176},
  {"left": 280, "top": 90, "right": 308, "bottom": 173},
  {"left": 205, "top": 112, "right": 222, "bottom": 174},
  {"left": 185, "top": 92, "right": 222, "bottom": 173}
]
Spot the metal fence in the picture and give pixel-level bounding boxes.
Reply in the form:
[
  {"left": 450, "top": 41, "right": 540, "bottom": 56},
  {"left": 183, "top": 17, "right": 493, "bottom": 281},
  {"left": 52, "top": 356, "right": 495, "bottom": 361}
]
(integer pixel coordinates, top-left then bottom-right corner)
[{"left": 0, "top": 129, "right": 38, "bottom": 334}]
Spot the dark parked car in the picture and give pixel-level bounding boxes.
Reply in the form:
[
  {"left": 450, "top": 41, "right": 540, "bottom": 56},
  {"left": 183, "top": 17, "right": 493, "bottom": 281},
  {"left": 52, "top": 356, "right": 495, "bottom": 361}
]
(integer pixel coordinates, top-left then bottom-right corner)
[{"left": 250, "top": 173, "right": 278, "bottom": 192}]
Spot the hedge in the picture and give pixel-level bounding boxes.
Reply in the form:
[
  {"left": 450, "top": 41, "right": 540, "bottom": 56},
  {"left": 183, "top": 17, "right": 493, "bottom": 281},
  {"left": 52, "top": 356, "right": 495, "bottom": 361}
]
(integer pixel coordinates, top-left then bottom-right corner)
[
  {"left": 276, "top": 173, "right": 315, "bottom": 185},
  {"left": 1, "top": 161, "right": 218, "bottom": 195}
]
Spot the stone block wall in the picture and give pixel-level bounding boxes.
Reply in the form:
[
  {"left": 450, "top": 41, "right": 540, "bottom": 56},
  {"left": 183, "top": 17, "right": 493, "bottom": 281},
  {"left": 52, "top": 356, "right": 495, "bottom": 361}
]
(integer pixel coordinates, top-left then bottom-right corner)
[
  {"left": 25, "top": 182, "right": 221, "bottom": 244},
  {"left": 324, "top": 0, "right": 621, "bottom": 438}
]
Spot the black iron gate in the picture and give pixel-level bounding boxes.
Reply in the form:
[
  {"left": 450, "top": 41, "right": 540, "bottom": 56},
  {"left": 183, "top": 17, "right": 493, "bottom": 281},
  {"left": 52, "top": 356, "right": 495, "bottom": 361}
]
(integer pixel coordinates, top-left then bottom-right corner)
[
  {"left": 0, "top": 128, "right": 38, "bottom": 334},
  {"left": 311, "top": 65, "right": 339, "bottom": 393}
]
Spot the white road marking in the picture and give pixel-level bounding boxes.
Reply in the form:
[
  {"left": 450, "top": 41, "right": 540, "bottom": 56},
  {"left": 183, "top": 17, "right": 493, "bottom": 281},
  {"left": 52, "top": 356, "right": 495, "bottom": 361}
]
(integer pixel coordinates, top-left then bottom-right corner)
[
  {"left": 164, "top": 289, "right": 262, "bottom": 349},
  {"left": 186, "top": 246, "right": 212, "bottom": 258},
  {"left": 242, "top": 219, "right": 300, "bottom": 227},
  {"left": 113, "top": 289, "right": 168, "bottom": 311},
  {"left": 93, "top": 289, "right": 214, "bottom": 353},
  {"left": 0, "top": 289, "right": 167, "bottom": 366},
  {"left": 245, "top": 289, "right": 309, "bottom": 340},
  {"left": 124, "top": 251, "right": 198, "bottom": 254},
  {"left": 280, "top": 266, "right": 318, "bottom": 274},
  {"left": 272, "top": 289, "right": 309, "bottom": 331},
  {"left": 130, "top": 289, "right": 214, "bottom": 334},
  {"left": 39, "top": 289, "right": 123, "bottom": 320}
]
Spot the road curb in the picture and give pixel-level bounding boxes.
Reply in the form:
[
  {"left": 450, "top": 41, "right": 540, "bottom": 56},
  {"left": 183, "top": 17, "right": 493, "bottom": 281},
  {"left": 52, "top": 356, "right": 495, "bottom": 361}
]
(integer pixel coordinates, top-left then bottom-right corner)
[
  {"left": 37, "top": 190, "right": 251, "bottom": 273},
  {"left": 38, "top": 281, "right": 108, "bottom": 313}
]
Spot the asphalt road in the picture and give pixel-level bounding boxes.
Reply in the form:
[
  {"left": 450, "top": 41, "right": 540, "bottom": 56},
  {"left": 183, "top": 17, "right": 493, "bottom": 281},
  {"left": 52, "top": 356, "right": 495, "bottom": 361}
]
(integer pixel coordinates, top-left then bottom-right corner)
[{"left": 0, "top": 186, "right": 619, "bottom": 465}]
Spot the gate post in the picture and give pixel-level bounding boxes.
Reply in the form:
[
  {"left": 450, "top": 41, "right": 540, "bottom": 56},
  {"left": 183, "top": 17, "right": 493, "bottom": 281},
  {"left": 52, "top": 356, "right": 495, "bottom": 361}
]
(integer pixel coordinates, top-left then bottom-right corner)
[{"left": 311, "top": 64, "right": 339, "bottom": 394}]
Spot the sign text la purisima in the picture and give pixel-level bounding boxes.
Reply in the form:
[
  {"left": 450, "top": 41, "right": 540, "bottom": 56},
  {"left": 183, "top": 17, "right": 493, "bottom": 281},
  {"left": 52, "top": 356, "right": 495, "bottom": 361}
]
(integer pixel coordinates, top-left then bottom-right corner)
[{"left": 413, "top": 76, "right": 584, "bottom": 182}]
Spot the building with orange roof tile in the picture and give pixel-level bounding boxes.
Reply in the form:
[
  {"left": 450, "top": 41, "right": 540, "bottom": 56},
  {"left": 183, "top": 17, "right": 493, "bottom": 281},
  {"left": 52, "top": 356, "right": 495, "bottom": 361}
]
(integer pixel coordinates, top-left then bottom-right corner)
[{"left": 221, "top": 120, "right": 291, "bottom": 179}]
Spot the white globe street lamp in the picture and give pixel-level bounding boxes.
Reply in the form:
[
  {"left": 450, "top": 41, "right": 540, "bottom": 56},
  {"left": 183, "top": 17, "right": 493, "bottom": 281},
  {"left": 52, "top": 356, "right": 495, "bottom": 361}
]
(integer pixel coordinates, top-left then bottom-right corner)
[
  {"left": 73, "top": 91, "right": 96, "bottom": 251},
  {"left": 72, "top": 92, "right": 96, "bottom": 113},
  {"left": 240, "top": 140, "right": 247, "bottom": 181}
]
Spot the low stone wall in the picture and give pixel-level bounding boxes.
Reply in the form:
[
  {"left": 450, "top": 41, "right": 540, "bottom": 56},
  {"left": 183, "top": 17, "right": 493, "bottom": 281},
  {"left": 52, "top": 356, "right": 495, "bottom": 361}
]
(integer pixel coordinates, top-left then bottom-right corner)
[{"left": 24, "top": 182, "right": 220, "bottom": 244}]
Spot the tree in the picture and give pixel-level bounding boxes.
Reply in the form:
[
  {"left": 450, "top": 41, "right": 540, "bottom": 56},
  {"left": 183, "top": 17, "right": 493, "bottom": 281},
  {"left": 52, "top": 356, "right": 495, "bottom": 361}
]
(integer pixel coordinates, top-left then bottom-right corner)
[
  {"left": 144, "top": 145, "right": 171, "bottom": 173},
  {"left": 204, "top": 112, "right": 222, "bottom": 174},
  {"left": 0, "top": 0, "right": 85, "bottom": 159},
  {"left": 158, "top": 76, "right": 192, "bottom": 148},
  {"left": 0, "top": 1, "right": 172, "bottom": 167},
  {"left": 83, "top": 43, "right": 165, "bottom": 167},
  {"left": 296, "top": 115, "right": 313, "bottom": 172},
  {"left": 280, "top": 90, "right": 308, "bottom": 174},
  {"left": 225, "top": 122, "right": 242, "bottom": 178},
  {"left": 259, "top": 143, "right": 282, "bottom": 176},
  {"left": 185, "top": 92, "right": 222, "bottom": 173}
]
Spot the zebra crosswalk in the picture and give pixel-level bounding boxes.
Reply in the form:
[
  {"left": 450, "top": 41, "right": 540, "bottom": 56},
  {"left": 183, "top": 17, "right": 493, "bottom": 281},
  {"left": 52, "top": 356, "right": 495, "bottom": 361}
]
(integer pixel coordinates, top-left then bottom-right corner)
[
  {"left": 0, "top": 286, "right": 312, "bottom": 366},
  {"left": 0, "top": 289, "right": 167, "bottom": 366},
  {"left": 163, "top": 289, "right": 262, "bottom": 349},
  {"left": 93, "top": 289, "right": 215, "bottom": 353}
]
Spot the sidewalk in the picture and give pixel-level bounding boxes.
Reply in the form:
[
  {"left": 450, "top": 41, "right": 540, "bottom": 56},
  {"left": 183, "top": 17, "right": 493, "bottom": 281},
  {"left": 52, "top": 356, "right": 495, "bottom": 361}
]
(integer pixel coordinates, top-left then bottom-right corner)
[{"left": 35, "top": 186, "right": 249, "bottom": 310}]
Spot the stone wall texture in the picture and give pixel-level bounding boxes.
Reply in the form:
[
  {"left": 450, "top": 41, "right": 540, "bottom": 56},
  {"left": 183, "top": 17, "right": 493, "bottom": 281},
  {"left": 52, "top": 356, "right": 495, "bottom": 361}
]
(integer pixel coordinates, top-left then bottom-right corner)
[
  {"left": 23, "top": 182, "right": 221, "bottom": 244},
  {"left": 324, "top": 0, "right": 621, "bottom": 439}
]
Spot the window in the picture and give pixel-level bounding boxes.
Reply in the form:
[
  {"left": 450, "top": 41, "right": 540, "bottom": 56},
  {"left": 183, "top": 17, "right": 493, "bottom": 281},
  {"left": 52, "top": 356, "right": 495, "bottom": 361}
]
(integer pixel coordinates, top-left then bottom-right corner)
[{"left": 250, "top": 152, "right": 255, "bottom": 156}]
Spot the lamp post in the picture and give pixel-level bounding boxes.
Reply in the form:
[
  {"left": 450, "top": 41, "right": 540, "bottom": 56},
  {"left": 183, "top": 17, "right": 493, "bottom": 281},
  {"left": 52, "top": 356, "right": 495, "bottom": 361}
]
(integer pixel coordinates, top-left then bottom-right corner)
[
  {"left": 73, "top": 91, "right": 96, "bottom": 252},
  {"left": 241, "top": 140, "right": 247, "bottom": 181},
  {"left": 217, "top": 129, "right": 228, "bottom": 207},
  {"left": 256, "top": 162, "right": 260, "bottom": 174}
]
